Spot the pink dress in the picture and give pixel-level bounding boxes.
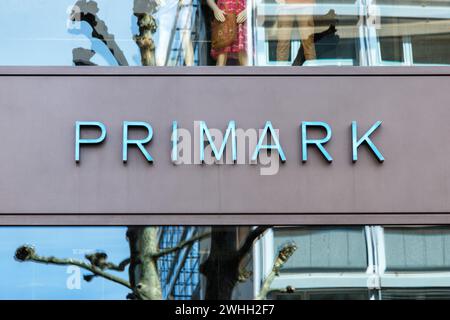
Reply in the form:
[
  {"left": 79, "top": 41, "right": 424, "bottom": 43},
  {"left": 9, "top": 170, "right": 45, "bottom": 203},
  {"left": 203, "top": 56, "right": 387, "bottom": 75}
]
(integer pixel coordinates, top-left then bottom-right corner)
[{"left": 211, "top": 0, "right": 247, "bottom": 59}]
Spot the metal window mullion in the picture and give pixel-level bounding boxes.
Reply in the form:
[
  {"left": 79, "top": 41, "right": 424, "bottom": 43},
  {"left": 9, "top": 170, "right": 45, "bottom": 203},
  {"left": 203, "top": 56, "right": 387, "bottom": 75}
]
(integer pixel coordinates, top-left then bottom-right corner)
[
  {"left": 402, "top": 35, "right": 414, "bottom": 66},
  {"left": 364, "top": 0, "right": 383, "bottom": 66},
  {"left": 253, "top": 230, "right": 262, "bottom": 298},
  {"left": 357, "top": 0, "right": 370, "bottom": 66},
  {"left": 247, "top": 0, "right": 255, "bottom": 66}
]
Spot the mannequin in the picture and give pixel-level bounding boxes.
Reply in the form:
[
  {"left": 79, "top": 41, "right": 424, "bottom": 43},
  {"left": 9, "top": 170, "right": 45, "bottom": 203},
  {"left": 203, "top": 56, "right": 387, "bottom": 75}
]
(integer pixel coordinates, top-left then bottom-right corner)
[
  {"left": 275, "top": 0, "right": 316, "bottom": 62},
  {"left": 154, "top": 0, "right": 195, "bottom": 66},
  {"left": 207, "top": 0, "right": 248, "bottom": 66},
  {"left": 292, "top": 10, "right": 338, "bottom": 66}
]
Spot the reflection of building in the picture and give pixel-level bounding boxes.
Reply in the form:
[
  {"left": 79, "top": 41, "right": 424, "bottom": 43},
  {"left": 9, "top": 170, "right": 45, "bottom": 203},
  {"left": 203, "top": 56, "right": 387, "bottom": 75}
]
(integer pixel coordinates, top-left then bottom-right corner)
[
  {"left": 248, "top": 226, "right": 450, "bottom": 299},
  {"left": 165, "top": 0, "right": 450, "bottom": 66},
  {"left": 161, "top": 0, "right": 208, "bottom": 66},
  {"left": 170, "top": 226, "right": 450, "bottom": 300},
  {"left": 158, "top": 227, "right": 201, "bottom": 299},
  {"left": 193, "top": 0, "right": 450, "bottom": 66},
  {"left": 3, "top": 0, "right": 449, "bottom": 66}
]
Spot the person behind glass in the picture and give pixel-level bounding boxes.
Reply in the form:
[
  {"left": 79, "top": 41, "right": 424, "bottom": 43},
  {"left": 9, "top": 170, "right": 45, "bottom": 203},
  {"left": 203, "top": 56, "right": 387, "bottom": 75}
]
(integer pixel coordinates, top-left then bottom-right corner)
[
  {"left": 275, "top": 0, "right": 316, "bottom": 62},
  {"left": 207, "top": 0, "right": 248, "bottom": 66}
]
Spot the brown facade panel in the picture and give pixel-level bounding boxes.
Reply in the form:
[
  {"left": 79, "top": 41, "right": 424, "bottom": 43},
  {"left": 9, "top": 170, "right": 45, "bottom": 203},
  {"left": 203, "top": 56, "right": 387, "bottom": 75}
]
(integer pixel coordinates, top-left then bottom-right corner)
[{"left": 0, "top": 67, "right": 449, "bottom": 224}]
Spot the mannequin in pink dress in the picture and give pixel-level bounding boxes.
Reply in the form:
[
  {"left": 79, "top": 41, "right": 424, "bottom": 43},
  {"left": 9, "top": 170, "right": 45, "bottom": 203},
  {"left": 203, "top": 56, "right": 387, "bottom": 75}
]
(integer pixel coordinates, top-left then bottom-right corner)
[{"left": 207, "top": 0, "right": 248, "bottom": 66}]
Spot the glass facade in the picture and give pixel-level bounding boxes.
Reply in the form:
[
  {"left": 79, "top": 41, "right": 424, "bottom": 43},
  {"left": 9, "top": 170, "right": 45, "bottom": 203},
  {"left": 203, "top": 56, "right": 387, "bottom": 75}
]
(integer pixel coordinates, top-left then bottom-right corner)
[
  {"left": 262, "top": 226, "right": 450, "bottom": 300},
  {"left": 0, "top": 226, "right": 200, "bottom": 300},
  {"left": 1, "top": 0, "right": 450, "bottom": 302},
  {"left": 1, "top": 0, "right": 449, "bottom": 66},
  {"left": 4, "top": 226, "right": 450, "bottom": 299}
]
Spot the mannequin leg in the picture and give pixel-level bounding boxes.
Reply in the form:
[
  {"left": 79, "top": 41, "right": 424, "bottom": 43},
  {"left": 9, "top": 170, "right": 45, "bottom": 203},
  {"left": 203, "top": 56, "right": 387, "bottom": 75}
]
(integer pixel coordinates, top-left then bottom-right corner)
[
  {"left": 179, "top": 0, "right": 195, "bottom": 66},
  {"left": 216, "top": 53, "right": 228, "bottom": 66},
  {"left": 181, "top": 30, "right": 194, "bottom": 66},
  {"left": 155, "top": 6, "right": 177, "bottom": 66},
  {"left": 238, "top": 51, "right": 248, "bottom": 66},
  {"left": 276, "top": 16, "right": 294, "bottom": 61},
  {"left": 298, "top": 13, "right": 316, "bottom": 61}
]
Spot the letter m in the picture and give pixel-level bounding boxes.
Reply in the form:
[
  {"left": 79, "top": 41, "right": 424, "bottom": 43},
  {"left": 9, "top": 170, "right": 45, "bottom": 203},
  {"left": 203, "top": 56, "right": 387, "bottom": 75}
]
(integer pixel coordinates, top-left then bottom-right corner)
[{"left": 199, "top": 121, "right": 237, "bottom": 163}]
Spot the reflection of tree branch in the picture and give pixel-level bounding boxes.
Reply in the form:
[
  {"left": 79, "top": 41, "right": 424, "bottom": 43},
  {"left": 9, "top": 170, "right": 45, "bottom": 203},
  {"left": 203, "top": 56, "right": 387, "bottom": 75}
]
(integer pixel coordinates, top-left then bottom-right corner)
[
  {"left": 85, "top": 252, "right": 130, "bottom": 271},
  {"left": 82, "top": 253, "right": 130, "bottom": 282},
  {"left": 133, "top": 0, "right": 159, "bottom": 66},
  {"left": 237, "top": 226, "right": 270, "bottom": 262},
  {"left": 107, "top": 257, "right": 131, "bottom": 271},
  {"left": 71, "top": 0, "right": 128, "bottom": 66},
  {"left": 255, "top": 241, "right": 297, "bottom": 300},
  {"left": 201, "top": 227, "right": 272, "bottom": 299},
  {"left": 72, "top": 48, "right": 97, "bottom": 66},
  {"left": 152, "top": 232, "right": 210, "bottom": 258},
  {"left": 15, "top": 245, "right": 131, "bottom": 289}
]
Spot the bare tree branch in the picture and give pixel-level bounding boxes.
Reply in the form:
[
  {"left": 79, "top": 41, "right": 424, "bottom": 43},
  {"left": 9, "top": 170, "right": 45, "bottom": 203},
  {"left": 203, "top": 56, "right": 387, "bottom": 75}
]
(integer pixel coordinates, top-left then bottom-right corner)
[
  {"left": 237, "top": 226, "right": 270, "bottom": 262},
  {"left": 15, "top": 245, "right": 131, "bottom": 289},
  {"left": 71, "top": 0, "right": 129, "bottom": 66},
  {"left": 107, "top": 257, "right": 131, "bottom": 271},
  {"left": 152, "top": 232, "right": 210, "bottom": 259},
  {"left": 255, "top": 241, "right": 297, "bottom": 300}
]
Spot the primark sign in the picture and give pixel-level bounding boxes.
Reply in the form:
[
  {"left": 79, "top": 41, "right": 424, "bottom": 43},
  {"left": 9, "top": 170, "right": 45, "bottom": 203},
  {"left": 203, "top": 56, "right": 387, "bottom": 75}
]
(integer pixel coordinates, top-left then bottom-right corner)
[
  {"left": 0, "top": 68, "right": 449, "bottom": 224},
  {"left": 75, "top": 120, "right": 384, "bottom": 176}
]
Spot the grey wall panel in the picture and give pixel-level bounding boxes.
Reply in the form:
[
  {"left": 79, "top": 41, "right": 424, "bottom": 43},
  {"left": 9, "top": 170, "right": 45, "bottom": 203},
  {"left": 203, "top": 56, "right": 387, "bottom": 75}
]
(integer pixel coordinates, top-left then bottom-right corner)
[{"left": 0, "top": 67, "right": 450, "bottom": 224}]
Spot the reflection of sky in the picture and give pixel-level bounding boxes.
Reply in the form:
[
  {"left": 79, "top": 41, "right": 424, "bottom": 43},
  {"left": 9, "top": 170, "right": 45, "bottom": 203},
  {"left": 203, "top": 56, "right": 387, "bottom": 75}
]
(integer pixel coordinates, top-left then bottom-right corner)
[
  {"left": 0, "top": 0, "right": 175, "bottom": 66},
  {"left": 0, "top": 227, "right": 130, "bottom": 300}
]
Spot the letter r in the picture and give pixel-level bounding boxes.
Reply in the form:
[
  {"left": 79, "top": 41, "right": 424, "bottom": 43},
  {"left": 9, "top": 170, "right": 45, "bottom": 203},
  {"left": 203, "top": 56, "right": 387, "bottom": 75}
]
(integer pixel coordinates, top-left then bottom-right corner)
[
  {"left": 122, "top": 121, "right": 153, "bottom": 163},
  {"left": 301, "top": 121, "right": 333, "bottom": 162}
]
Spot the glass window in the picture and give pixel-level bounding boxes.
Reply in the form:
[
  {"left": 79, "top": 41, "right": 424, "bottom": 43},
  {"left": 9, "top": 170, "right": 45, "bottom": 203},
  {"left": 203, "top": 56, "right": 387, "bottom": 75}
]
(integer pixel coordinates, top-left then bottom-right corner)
[
  {"left": 1, "top": 0, "right": 449, "bottom": 66},
  {"left": 384, "top": 226, "right": 450, "bottom": 271},
  {"left": 269, "top": 288, "right": 372, "bottom": 300},
  {"left": 252, "top": 0, "right": 362, "bottom": 66},
  {"left": 381, "top": 287, "right": 450, "bottom": 300},
  {"left": 273, "top": 226, "right": 368, "bottom": 272},
  {"left": 0, "top": 227, "right": 129, "bottom": 299},
  {"left": 0, "top": 226, "right": 200, "bottom": 300},
  {"left": 6, "top": 226, "right": 450, "bottom": 299},
  {"left": 266, "top": 226, "right": 450, "bottom": 300},
  {"left": 371, "top": 0, "right": 450, "bottom": 65}
]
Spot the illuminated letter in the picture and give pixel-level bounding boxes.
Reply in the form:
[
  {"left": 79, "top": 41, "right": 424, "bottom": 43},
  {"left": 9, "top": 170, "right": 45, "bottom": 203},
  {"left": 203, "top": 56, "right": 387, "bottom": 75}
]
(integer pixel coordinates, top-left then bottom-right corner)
[
  {"left": 75, "top": 121, "right": 106, "bottom": 162},
  {"left": 199, "top": 121, "right": 237, "bottom": 163},
  {"left": 122, "top": 121, "right": 153, "bottom": 163},
  {"left": 301, "top": 121, "right": 332, "bottom": 163},
  {"left": 252, "top": 121, "right": 286, "bottom": 162},
  {"left": 352, "top": 121, "right": 384, "bottom": 162}
]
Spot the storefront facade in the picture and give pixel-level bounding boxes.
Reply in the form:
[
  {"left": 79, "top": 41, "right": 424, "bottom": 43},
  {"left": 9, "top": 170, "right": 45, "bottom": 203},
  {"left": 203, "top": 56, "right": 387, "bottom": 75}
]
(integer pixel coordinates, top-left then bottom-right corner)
[{"left": 1, "top": 0, "right": 450, "bottom": 300}]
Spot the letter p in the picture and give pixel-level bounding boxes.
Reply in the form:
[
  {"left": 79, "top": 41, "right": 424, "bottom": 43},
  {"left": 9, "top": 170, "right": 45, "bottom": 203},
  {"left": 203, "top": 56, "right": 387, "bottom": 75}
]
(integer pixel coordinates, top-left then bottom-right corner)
[{"left": 75, "top": 121, "right": 106, "bottom": 162}]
